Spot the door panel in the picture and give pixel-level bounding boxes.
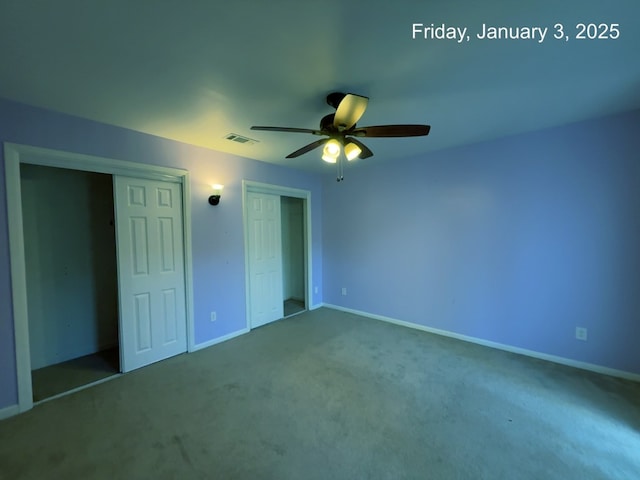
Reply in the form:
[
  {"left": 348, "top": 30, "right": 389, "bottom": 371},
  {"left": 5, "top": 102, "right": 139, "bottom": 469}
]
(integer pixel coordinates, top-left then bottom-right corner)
[
  {"left": 134, "top": 293, "right": 152, "bottom": 352},
  {"left": 114, "top": 176, "right": 187, "bottom": 372},
  {"left": 162, "top": 288, "right": 178, "bottom": 343},
  {"left": 247, "top": 192, "right": 284, "bottom": 328}
]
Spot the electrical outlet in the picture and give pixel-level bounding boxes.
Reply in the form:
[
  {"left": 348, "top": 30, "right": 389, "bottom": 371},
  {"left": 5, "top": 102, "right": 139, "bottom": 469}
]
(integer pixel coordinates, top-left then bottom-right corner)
[
  {"left": 575, "top": 327, "right": 587, "bottom": 341},
  {"left": 341, "top": 287, "right": 347, "bottom": 296},
  {"left": 210, "top": 311, "right": 217, "bottom": 322},
  {"left": 314, "top": 286, "right": 318, "bottom": 294}
]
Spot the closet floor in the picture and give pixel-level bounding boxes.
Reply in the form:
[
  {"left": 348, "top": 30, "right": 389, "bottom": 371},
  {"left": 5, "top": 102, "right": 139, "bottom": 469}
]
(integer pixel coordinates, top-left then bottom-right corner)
[
  {"left": 31, "top": 347, "right": 120, "bottom": 402},
  {"left": 284, "top": 298, "right": 305, "bottom": 317}
]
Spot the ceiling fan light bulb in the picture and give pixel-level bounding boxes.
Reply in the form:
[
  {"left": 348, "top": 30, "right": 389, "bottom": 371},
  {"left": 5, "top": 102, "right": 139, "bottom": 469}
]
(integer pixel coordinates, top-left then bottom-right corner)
[
  {"left": 322, "top": 152, "right": 337, "bottom": 163},
  {"left": 345, "top": 142, "right": 361, "bottom": 161},
  {"left": 323, "top": 139, "right": 341, "bottom": 156}
]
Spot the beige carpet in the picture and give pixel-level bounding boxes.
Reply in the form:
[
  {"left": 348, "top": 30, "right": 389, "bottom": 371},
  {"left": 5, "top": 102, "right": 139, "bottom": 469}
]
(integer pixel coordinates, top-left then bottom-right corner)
[{"left": 1, "top": 308, "right": 638, "bottom": 479}]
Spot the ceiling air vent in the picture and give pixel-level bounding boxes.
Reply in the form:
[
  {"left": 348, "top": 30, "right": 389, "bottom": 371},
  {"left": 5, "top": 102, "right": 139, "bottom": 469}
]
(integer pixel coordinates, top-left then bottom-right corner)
[{"left": 224, "top": 133, "right": 258, "bottom": 145}]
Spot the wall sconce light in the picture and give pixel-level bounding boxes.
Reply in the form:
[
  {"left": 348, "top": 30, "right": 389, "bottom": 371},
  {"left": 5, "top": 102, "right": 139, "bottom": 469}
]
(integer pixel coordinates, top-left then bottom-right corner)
[{"left": 208, "top": 184, "right": 224, "bottom": 206}]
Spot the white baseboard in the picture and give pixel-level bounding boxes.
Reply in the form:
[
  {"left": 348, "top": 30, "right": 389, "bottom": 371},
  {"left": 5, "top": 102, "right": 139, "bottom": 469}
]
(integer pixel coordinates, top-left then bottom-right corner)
[
  {"left": 191, "top": 327, "right": 250, "bottom": 352},
  {"left": 324, "top": 304, "right": 640, "bottom": 383},
  {"left": 0, "top": 404, "right": 20, "bottom": 421}
]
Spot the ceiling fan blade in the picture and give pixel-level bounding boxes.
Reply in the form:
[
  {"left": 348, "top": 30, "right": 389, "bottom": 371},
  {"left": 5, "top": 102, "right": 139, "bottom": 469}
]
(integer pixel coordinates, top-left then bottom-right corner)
[
  {"left": 351, "top": 124, "right": 431, "bottom": 137},
  {"left": 334, "top": 94, "right": 369, "bottom": 131},
  {"left": 251, "top": 126, "right": 322, "bottom": 135},
  {"left": 286, "top": 138, "right": 328, "bottom": 158},
  {"left": 345, "top": 138, "right": 373, "bottom": 159}
]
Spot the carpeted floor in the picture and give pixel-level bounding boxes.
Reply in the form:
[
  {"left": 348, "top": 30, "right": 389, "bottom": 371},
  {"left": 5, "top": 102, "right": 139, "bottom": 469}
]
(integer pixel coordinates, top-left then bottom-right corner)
[
  {"left": 1, "top": 308, "right": 638, "bottom": 479},
  {"left": 31, "top": 348, "right": 120, "bottom": 402}
]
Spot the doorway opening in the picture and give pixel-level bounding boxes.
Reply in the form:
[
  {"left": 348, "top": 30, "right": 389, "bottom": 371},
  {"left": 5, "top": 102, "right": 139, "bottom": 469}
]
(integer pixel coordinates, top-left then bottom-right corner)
[
  {"left": 20, "top": 164, "right": 120, "bottom": 402},
  {"left": 281, "top": 196, "right": 306, "bottom": 317}
]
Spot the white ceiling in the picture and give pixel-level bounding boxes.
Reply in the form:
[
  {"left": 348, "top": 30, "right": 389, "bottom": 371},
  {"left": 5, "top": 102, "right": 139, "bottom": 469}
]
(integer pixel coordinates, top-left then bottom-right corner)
[{"left": 1, "top": 0, "right": 639, "bottom": 173}]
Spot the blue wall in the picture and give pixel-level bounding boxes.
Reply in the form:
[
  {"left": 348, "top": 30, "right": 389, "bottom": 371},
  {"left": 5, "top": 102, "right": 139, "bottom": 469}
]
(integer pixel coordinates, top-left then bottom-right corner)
[
  {"left": 322, "top": 109, "right": 640, "bottom": 374},
  {"left": 0, "top": 98, "right": 324, "bottom": 410}
]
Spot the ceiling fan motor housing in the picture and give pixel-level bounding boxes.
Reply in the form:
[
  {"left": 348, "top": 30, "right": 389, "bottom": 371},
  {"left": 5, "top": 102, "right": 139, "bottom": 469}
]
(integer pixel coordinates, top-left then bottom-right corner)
[{"left": 320, "top": 114, "right": 337, "bottom": 132}]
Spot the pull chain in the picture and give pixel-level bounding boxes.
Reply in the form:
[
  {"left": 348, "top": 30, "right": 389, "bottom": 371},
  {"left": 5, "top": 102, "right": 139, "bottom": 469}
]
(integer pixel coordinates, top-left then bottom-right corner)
[{"left": 336, "top": 154, "right": 344, "bottom": 182}]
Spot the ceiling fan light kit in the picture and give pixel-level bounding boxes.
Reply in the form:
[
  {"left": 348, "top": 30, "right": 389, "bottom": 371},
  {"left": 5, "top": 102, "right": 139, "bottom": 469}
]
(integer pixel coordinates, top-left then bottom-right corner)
[
  {"left": 322, "top": 143, "right": 338, "bottom": 163},
  {"left": 251, "top": 92, "right": 431, "bottom": 180},
  {"left": 320, "top": 137, "right": 362, "bottom": 165},
  {"left": 344, "top": 142, "right": 361, "bottom": 161},
  {"left": 323, "top": 139, "right": 341, "bottom": 158}
]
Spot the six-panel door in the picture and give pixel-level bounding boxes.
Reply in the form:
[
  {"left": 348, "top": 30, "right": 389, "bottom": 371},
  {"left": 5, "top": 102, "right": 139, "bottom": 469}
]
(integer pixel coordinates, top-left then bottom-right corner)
[
  {"left": 114, "top": 176, "right": 187, "bottom": 372},
  {"left": 247, "top": 192, "right": 284, "bottom": 328}
]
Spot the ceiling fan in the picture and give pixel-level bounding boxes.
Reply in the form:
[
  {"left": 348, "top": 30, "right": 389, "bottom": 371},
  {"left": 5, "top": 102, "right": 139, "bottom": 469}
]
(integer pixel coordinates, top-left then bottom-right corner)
[{"left": 251, "top": 92, "right": 431, "bottom": 181}]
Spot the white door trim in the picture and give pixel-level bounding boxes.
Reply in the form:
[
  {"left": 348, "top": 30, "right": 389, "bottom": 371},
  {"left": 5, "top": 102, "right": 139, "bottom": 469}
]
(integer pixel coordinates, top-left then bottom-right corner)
[
  {"left": 4, "top": 142, "right": 195, "bottom": 414},
  {"left": 242, "top": 180, "right": 312, "bottom": 330}
]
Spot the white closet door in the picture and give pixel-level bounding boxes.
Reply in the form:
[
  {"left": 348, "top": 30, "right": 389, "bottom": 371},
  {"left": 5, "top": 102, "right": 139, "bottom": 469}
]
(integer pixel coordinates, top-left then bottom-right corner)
[
  {"left": 247, "top": 192, "right": 284, "bottom": 328},
  {"left": 114, "top": 176, "right": 187, "bottom": 372}
]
